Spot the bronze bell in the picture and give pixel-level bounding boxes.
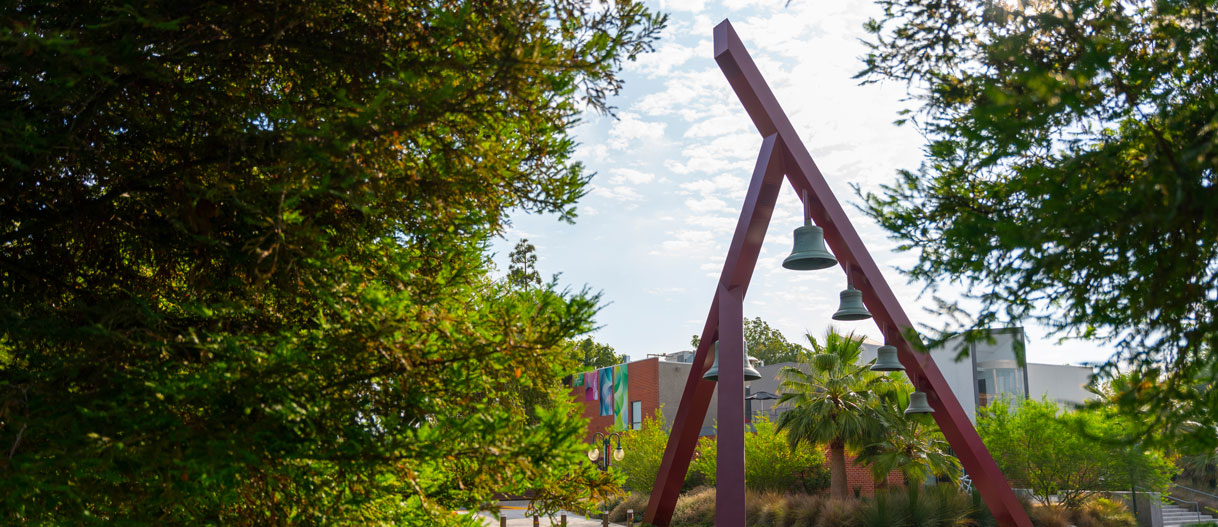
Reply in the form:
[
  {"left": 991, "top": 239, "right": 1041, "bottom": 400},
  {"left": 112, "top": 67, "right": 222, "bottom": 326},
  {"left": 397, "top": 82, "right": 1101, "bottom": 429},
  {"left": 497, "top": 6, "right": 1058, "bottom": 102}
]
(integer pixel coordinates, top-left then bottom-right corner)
[
  {"left": 831, "top": 283, "right": 871, "bottom": 321},
  {"left": 704, "top": 340, "right": 762, "bottom": 382},
  {"left": 905, "top": 391, "right": 934, "bottom": 414},
  {"left": 870, "top": 344, "right": 905, "bottom": 371},
  {"left": 782, "top": 220, "right": 837, "bottom": 271}
]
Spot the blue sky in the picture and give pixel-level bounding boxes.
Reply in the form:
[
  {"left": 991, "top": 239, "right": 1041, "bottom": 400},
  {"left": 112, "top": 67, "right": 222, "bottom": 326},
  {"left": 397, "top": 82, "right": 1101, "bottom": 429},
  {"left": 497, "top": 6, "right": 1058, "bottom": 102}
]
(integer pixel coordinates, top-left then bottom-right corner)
[{"left": 492, "top": 0, "right": 1115, "bottom": 367}]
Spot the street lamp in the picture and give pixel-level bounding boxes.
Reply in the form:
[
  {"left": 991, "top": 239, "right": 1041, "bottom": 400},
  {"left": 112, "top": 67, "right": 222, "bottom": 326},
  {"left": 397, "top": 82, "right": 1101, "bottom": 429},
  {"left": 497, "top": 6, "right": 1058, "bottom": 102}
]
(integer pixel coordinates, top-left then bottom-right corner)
[
  {"left": 587, "top": 431, "right": 625, "bottom": 471},
  {"left": 588, "top": 432, "right": 625, "bottom": 527}
]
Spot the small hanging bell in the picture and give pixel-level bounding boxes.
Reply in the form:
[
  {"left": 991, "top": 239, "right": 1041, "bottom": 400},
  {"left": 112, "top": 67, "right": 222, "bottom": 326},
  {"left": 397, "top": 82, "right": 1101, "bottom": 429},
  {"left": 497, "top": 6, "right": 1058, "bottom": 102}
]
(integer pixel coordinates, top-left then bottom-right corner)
[
  {"left": 904, "top": 391, "right": 934, "bottom": 414},
  {"left": 782, "top": 220, "right": 837, "bottom": 271},
  {"left": 832, "top": 283, "right": 871, "bottom": 321},
  {"left": 870, "top": 344, "right": 905, "bottom": 372}
]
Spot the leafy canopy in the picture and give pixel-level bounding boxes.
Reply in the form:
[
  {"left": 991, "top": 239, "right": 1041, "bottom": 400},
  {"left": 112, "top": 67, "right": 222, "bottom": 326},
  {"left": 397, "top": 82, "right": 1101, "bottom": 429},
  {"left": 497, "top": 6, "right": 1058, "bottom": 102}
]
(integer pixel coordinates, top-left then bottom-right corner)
[
  {"left": 977, "top": 397, "right": 1175, "bottom": 509},
  {"left": 859, "top": 0, "right": 1218, "bottom": 448},
  {"left": 690, "top": 316, "right": 810, "bottom": 365},
  {"left": 0, "top": 1, "right": 663, "bottom": 525}
]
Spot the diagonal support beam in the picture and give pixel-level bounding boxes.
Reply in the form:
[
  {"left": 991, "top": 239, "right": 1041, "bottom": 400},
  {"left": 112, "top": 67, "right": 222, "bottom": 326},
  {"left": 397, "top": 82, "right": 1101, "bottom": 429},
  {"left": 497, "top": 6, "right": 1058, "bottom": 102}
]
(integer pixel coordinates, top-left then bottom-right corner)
[
  {"left": 645, "top": 19, "right": 1033, "bottom": 527},
  {"left": 645, "top": 134, "right": 785, "bottom": 526}
]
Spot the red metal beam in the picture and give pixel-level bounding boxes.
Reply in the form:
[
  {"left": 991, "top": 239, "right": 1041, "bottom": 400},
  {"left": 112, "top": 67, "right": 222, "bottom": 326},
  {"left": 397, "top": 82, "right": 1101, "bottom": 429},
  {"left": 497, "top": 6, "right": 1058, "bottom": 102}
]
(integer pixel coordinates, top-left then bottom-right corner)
[
  {"left": 645, "top": 19, "right": 1033, "bottom": 527},
  {"left": 644, "top": 134, "right": 785, "bottom": 525}
]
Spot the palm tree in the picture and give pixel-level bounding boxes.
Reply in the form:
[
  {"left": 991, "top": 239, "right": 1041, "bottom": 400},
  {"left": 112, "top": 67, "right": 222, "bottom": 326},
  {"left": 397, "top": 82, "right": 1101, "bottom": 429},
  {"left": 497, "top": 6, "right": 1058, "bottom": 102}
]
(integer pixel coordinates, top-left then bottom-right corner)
[
  {"left": 776, "top": 326, "right": 890, "bottom": 499},
  {"left": 856, "top": 381, "right": 961, "bottom": 488}
]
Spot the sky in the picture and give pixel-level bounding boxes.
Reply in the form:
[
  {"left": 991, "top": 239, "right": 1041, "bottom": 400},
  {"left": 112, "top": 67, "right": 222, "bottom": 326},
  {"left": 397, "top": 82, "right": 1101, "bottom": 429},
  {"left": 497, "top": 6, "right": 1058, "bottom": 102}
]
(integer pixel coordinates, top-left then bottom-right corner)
[{"left": 492, "top": 0, "right": 1115, "bottom": 367}]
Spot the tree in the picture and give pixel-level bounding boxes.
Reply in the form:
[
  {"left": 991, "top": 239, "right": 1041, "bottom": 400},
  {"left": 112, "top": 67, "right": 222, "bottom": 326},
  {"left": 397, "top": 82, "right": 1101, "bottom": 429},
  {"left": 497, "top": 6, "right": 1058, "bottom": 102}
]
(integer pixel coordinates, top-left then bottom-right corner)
[
  {"left": 856, "top": 381, "right": 961, "bottom": 488},
  {"left": 576, "top": 337, "right": 627, "bottom": 370},
  {"left": 776, "top": 327, "right": 891, "bottom": 499},
  {"left": 0, "top": 2, "right": 663, "bottom": 525},
  {"left": 977, "top": 397, "right": 1175, "bottom": 509},
  {"left": 858, "top": 0, "right": 1218, "bottom": 449},
  {"left": 507, "top": 238, "right": 543, "bottom": 290},
  {"left": 689, "top": 316, "right": 809, "bottom": 365},
  {"left": 744, "top": 317, "right": 811, "bottom": 365}
]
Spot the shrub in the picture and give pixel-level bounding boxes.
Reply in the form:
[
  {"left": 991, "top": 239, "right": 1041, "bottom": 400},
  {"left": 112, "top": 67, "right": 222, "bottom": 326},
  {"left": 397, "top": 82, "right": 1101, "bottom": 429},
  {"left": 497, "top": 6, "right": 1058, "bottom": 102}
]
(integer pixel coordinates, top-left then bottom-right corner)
[
  {"left": 1028, "top": 505, "right": 1071, "bottom": 527},
  {"left": 686, "top": 417, "right": 831, "bottom": 494},
  {"left": 617, "top": 410, "right": 670, "bottom": 494},
  {"left": 671, "top": 486, "right": 716, "bottom": 527},
  {"left": 787, "top": 493, "right": 826, "bottom": 527},
  {"left": 815, "top": 499, "right": 860, "bottom": 527},
  {"left": 1072, "top": 497, "right": 1136, "bottom": 527},
  {"left": 857, "top": 490, "right": 903, "bottom": 527},
  {"left": 608, "top": 492, "right": 648, "bottom": 523}
]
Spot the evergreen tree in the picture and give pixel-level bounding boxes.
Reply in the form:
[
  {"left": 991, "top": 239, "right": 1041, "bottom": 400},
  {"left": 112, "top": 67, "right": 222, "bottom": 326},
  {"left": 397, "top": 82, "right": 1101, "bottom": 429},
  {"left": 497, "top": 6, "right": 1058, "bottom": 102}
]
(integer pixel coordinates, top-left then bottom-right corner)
[{"left": 0, "top": 1, "right": 663, "bottom": 524}]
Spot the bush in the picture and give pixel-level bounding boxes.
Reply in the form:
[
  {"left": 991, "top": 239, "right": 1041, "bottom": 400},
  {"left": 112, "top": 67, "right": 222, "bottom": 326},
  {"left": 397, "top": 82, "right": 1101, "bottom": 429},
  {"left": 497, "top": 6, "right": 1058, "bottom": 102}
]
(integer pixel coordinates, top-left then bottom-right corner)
[
  {"left": 815, "top": 499, "right": 861, "bottom": 527},
  {"left": 1072, "top": 497, "right": 1136, "bottom": 527},
  {"left": 787, "top": 493, "right": 827, "bottom": 527},
  {"left": 1028, "top": 505, "right": 1071, "bottom": 527},
  {"left": 617, "top": 410, "right": 670, "bottom": 494},
  {"left": 608, "top": 492, "right": 648, "bottom": 523},
  {"left": 671, "top": 486, "right": 716, "bottom": 527},
  {"left": 686, "top": 417, "right": 831, "bottom": 494}
]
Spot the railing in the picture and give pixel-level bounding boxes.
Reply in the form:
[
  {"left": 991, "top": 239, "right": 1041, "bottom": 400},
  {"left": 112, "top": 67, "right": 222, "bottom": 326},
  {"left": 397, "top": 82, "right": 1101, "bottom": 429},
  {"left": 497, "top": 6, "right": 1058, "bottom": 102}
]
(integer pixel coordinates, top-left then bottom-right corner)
[
  {"left": 1173, "top": 485, "right": 1218, "bottom": 521},
  {"left": 1162, "top": 493, "right": 1203, "bottom": 525}
]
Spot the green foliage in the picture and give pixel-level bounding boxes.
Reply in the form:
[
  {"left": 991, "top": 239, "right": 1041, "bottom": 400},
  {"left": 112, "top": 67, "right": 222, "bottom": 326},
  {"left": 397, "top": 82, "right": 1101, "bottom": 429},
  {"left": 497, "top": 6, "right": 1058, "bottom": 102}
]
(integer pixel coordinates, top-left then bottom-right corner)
[
  {"left": 690, "top": 316, "right": 810, "bottom": 365},
  {"left": 575, "top": 337, "right": 627, "bottom": 370},
  {"left": 617, "top": 410, "right": 668, "bottom": 494},
  {"left": 0, "top": 1, "right": 664, "bottom": 525},
  {"left": 777, "top": 326, "right": 891, "bottom": 499},
  {"left": 977, "top": 398, "right": 1175, "bottom": 509},
  {"left": 858, "top": 0, "right": 1218, "bottom": 451},
  {"left": 746, "top": 416, "right": 830, "bottom": 493},
  {"left": 857, "top": 381, "right": 961, "bottom": 487},
  {"left": 683, "top": 416, "right": 829, "bottom": 494},
  {"left": 688, "top": 435, "right": 718, "bottom": 488},
  {"left": 1072, "top": 498, "right": 1137, "bottom": 527}
]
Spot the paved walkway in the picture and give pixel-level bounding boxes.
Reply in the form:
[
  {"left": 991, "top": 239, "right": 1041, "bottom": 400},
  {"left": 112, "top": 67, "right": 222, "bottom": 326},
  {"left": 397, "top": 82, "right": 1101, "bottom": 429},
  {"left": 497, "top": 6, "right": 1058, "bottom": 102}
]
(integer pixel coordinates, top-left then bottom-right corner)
[
  {"left": 474, "top": 501, "right": 627, "bottom": 527},
  {"left": 475, "top": 513, "right": 625, "bottom": 527}
]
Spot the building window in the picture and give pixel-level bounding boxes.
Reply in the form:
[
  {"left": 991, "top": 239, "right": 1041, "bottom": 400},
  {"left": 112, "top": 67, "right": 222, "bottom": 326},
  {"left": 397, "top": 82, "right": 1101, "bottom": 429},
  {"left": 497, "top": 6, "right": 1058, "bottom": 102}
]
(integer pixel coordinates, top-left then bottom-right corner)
[{"left": 631, "top": 400, "right": 642, "bottom": 430}]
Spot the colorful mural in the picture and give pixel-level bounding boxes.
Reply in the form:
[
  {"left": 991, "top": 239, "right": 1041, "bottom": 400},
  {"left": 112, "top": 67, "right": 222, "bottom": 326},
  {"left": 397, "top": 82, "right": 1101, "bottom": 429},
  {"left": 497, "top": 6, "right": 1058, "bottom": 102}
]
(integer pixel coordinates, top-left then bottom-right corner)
[
  {"left": 584, "top": 371, "right": 597, "bottom": 402},
  {"left": 598, "top": 368, "right": 613, "bottom": 416},
  {"left": 613, "top": 364, "right": 629, "bottom": 431}
]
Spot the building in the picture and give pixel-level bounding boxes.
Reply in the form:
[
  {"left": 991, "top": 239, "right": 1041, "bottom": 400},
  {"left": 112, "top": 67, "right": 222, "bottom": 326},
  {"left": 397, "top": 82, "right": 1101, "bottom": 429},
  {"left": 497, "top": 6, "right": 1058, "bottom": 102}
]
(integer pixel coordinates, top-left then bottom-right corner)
[
  {"left": 573, "top": 327, "right": 1095, "bottom": 434},
  {"left": 570, "top": 327, "right": 1095, "bottom": 493}
]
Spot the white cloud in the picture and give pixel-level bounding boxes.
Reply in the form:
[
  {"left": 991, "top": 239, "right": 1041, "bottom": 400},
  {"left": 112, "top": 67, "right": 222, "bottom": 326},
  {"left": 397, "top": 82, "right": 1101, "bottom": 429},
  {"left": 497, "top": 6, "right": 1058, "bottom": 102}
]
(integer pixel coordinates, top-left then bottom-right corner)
[
  {"left": 608, "top": 112, "right": 667, "bottom": 150},
  {"left": 591, "top": 184, "right": 644, "bottom": 202},
  {"left": 608, "top": 168, "right": 656, "bottom": 185},
  {"left": 627, "top": 41, "right": 699, "bottom": 78},
  {"left": 659, "top": 0, "right": 708, "bottom": 14}
]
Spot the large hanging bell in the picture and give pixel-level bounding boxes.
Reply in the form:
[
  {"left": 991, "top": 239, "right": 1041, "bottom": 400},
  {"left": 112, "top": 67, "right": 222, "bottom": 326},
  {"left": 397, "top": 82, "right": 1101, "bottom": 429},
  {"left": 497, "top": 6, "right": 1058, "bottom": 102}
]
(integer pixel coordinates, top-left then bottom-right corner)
[
  {"left": 782, "top": 220, "right": 837, "bottom": 271},
  {"left": 831, "top": 284, "right": 872, "bottom": 321},
  {"left": 744, "top": 351, "right": 762, "bottom": 382},
  {"left": 904, "top": 391, "right": 934, "bottom": 414},
  {"left": 870, "top": 344, "right": 905, "bottom": 372},
  {"left": 704, "top": 340, "right": 763, "bottom": 382}
]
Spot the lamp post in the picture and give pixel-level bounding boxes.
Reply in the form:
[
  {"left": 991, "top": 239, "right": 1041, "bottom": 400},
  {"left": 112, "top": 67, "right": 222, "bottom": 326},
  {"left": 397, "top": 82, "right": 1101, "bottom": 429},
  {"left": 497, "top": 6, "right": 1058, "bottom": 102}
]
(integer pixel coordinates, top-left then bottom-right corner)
[{"left": 588, "top": 431, "right": 625, "bottom": 527}]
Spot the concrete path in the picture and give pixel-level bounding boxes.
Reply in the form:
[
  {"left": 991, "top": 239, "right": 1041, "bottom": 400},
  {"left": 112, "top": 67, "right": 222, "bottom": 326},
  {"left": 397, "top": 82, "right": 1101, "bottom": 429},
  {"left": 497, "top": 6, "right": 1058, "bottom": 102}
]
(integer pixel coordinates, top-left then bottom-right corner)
[{"left": 473, "top": 501, "right": 627, "bottom": 526}]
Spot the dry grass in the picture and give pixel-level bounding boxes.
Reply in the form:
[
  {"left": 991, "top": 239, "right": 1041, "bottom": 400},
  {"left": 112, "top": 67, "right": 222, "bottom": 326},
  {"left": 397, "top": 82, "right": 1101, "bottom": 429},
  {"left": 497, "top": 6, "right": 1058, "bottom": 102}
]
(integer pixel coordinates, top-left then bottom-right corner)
[
  {"left": 670, "top": 486, "right": 716, "bottom": 527},
  {"left": 815, "top": 499, "right": 861, "bottom": 527},
  {"left": 1028, "top": 505, "right": 1071, "bottom": 527},
  {"left": 608, "top": 492, "right": 649, "bottom": 523},
  {"left": 1071, "top": 498, "right": 1136, "bottom": 527}
]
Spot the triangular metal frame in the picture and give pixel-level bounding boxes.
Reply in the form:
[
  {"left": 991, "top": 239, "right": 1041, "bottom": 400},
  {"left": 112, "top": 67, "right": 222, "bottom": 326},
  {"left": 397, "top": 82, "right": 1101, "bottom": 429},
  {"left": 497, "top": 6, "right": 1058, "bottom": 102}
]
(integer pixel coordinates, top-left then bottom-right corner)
[{"left": 643, "top": 20, "right": 1033, "bottom": 527}]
